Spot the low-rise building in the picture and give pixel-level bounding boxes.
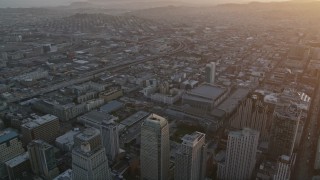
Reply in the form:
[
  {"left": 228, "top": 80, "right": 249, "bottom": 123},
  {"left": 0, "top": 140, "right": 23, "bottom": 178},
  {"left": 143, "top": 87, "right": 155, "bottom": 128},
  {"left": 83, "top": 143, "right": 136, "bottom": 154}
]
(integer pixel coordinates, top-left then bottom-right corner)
[
  {"left": 21, "top": 114, "right": 60, "bottom": 145},
  {"left": 182, "top": 84, "right": 229, "bottom": 112},
  {"left": 99, "top": 86, "right": 123, "bottom": 102},
  {"left": 77, "top": 111, "right": 118, "bottom": 129},
  {"left": 150, "top": 89, "right": 183, "bottom": 105},
  {"left": 53, "top": 169, "right": 72, "bottom": 180},
  {"left": 0, "top": 129, "right": 25, "bottom": 179},
  {"left": 55, "top": 129, "right": 80, "bottom": 152},
  {"left": 5, "top": 152, "right": 30, "bottom": 180}
]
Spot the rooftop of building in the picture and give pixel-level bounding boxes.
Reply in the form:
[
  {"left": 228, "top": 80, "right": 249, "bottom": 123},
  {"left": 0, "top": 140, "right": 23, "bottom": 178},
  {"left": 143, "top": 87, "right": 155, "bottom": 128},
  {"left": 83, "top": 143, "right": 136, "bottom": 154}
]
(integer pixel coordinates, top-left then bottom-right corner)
[
  {"left": 229, "top": 128, "right": 259, "bottom": 138},
  {"left": 73, "top": 144, "right": 104, "bottom": 158},
  {"left": 274, "top": 103, "right": 301, "bottom": 120},
  {"left": 79, "top": 110, "right": 118, "bottom": 124},
  {"left": 120, "top": 111, "right": 149, "bottom": 127},
  {"left": 21, "top": 114, "right": 58, "bottom": 130},
  {"left": 75, "top": 128, "right": 100, "bottom": 142},
  {"left": 55, "top": 129, "right": 80, "bottom": 145},
  {"left": 53, "top": 169, "right": 72, "bottom": 180},
  {"left": 5, "top": 152, "right": 29, "bottom": 168},
  {"left": 28, "top": 139, "right": 53, "bottom": 150},
  {"left": 217, "top": 88, "right": 249, "bottom": 114},
  {"left": 143, "top": 113, "right": 168, "bottom": 128},
  {"left": 100, "top": 100, "right": 123, "bottom": 113},
  {"left": 280, "top": 155, "right": 290, "bottom": 162},
  {"left": 184, "top": 84, "right": 227, "bottom": 101},
  {"left": 288, "top": 46, "right": 308, "bottom": 60},
  {"left": 99, "top": 86, "right": 121, "bottom": 95},
  {"left": 181, "top": 131, "right": 205, "bottom": 147},
  {"left": 0, "top": 128, "right": 19, "bottom": 144}
]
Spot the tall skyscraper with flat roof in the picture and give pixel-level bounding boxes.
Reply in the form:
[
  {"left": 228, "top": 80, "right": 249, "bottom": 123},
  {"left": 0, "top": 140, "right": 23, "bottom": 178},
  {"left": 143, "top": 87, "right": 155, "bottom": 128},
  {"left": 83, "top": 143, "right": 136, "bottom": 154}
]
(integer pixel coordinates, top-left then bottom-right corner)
[
  {"left": 268, "top": 103, "right": 301, "bottom": 158},
  {"left": 273, "top": 154, "right": 295, "bottom": 180},
  {"left": 101, "top": 119, "right": 119, "bottom": 162},
  {"left": 140, "top": 114, "right": 170, "bottom": 180},
  {"left": 175, "top": 131, "right": 207, "bottom": 180},
  {"left": 72, "top": 128, "right": 111, "bottom": 180},
  {"left": 205, "top": 62, "right": 216, "bottom": 84},
  {"left": 218, "top": 128, "right": 259, "bottom": 180}
]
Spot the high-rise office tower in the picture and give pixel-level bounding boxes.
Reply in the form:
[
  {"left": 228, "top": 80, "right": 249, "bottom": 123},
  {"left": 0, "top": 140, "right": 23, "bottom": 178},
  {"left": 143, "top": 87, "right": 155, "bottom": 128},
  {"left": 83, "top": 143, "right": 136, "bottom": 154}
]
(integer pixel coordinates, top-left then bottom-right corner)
[
  {"left": 205, "top": 62, "right": 216, "bottom": 84},
  {"left": 230, "top": 98, "right": 272, "bottom": 141},
  {"left": 273, "top": 155, "right": 295, "bottom": 180},
  {"left": 0, "top": 129, "right": 24, "bottom": 179},
  {"left": 28, "top": 140, "right": 59, "bottom": 179},
  {"left": 140, "top": 114, "right": 170, "bottom": 180},
  {"left": 101, "top": 119, "right": 119, "bottom": 162},
  {"left": 72, "top": 128, "right": 111, "bottom": 180},
  {"left": 175, "top": 132, "right": 207, "bottom": 180},
  {"left": 268, "top": 103, "right": 301, "bottom": 158},
  {"left": 218, "top": 128, "right": 259, "bottom": 180}
]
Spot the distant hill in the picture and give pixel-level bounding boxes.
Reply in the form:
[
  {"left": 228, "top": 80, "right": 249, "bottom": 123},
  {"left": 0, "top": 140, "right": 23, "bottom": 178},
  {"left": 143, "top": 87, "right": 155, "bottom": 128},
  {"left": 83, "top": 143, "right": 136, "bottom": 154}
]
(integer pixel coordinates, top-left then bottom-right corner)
[
  {"left": 126, "top": 0, "right": 320, "bottom": 24},
  {"left": 37, "top": 13, "right": 168, "bottom": 34}
]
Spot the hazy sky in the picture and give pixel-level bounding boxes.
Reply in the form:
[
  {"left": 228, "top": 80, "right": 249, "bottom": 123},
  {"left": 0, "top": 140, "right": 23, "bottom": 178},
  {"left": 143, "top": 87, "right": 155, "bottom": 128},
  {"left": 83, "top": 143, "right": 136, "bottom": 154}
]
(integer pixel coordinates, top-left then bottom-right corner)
[{"left": 0, "top": 0, "right": 289, "bottom": 8}]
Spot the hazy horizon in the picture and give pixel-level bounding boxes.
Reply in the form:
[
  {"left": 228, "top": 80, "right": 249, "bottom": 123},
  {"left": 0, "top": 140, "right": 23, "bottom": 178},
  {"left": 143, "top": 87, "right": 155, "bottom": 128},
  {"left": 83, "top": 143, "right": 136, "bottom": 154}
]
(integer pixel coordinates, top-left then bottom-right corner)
[{"left": 0, "top": 0, "right": 292, "bottom": 8}]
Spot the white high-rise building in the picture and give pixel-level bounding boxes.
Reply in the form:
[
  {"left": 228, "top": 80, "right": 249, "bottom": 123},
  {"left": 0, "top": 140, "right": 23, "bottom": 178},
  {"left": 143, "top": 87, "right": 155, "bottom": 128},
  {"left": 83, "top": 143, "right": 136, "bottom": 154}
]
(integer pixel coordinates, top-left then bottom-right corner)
[
  {"left": 140, "top": 114, "right": 170, "bottom": 180},
  {"left": 72, "top": 128, "right": 111, "bottom": 180},
  {"left": 205, "top": 62, "right": 216, "bottom": 84},
  {"left": 218, "top": 128, "right": 259, "bottom": 180},
  {"left": 273, "top": 155, "right": 295, "bottom": 180},
  {"left": 101, "top": 119, "right": 119, "bottom": 162},
  {"left": 175, "top": 132, "right": 207, "bottom": 180}
]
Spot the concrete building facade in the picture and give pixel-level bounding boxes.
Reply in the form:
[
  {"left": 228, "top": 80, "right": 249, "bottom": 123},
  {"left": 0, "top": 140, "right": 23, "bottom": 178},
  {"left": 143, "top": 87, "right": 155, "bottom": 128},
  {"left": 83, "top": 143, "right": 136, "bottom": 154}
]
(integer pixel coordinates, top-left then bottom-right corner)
[
  {"left": 0, "top": 129, "right": 24, "bottom": 179},
  {"left": 205, "top": 62, "right": 216, "bottom": 84},
  {"left": 218, "top": 128, "right": 259, "bottom": 180},
  {"left": 175, "top": 131, "right": 207, "bottom": 180},
  {"left": 28, "top": 140, "right": 59, "bottom": 179},
  {"left": 268, "top": 103, "right": 301, "bottom": 158},
  {"left": 72, "top": 128, "right": 111, "bottom": 180},
  {"left": 101, "top": 119, "right": 119, "bottom": 162},
  {"left": 21, "top": 114, "right": 60, "bottom": 145},
  {"left": 140, "top": 114, "right": 170, "bottom": 180}
]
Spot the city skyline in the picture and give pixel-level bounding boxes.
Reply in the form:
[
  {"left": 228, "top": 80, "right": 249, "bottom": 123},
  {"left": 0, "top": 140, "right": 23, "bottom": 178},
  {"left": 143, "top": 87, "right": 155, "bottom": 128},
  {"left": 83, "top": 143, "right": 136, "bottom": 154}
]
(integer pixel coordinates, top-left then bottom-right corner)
[{"left": 0, "top": 0, "right": 320, "bottom": 179}]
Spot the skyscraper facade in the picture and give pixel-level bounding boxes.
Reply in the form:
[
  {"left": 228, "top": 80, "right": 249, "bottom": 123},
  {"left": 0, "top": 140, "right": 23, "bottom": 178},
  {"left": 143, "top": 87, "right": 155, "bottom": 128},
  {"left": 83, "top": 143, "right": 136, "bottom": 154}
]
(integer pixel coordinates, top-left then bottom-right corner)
[
  {"left": 72, "top": 128, "right": 111, "bottom": 180},
  {"left": 268, "top": 103, "right": 301, "bottom": 158},
  {"left": 230, "top": 98, "right": 272, "bottom": 142},
  {"left": 175, "top": 131, "right": 207, "bottom": 180},
  {"left": 218, "top": 128, "right": 259, "bottom": 180},
  {"left": 28, "top": 140, "right": 59, "bottom": 179},
  {"left": 140, "top": 114, "right": 170, "bottom": 180},
  {"left": 273, "top": 155, "right": 295, "bottom": 180},
  {"left": 101, "top": 119, "right": 119, "bottom": 162},
  {"left": 205, "top": 62, "right": 216, "bottom": 84}
]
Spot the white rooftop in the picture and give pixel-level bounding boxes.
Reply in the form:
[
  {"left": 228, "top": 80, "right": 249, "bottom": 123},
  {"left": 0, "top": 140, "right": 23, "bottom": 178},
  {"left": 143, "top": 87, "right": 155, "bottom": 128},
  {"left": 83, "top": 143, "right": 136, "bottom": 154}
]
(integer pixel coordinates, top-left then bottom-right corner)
[{"left": 21, "top": 114, "right": 58, "bottom": 130}]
